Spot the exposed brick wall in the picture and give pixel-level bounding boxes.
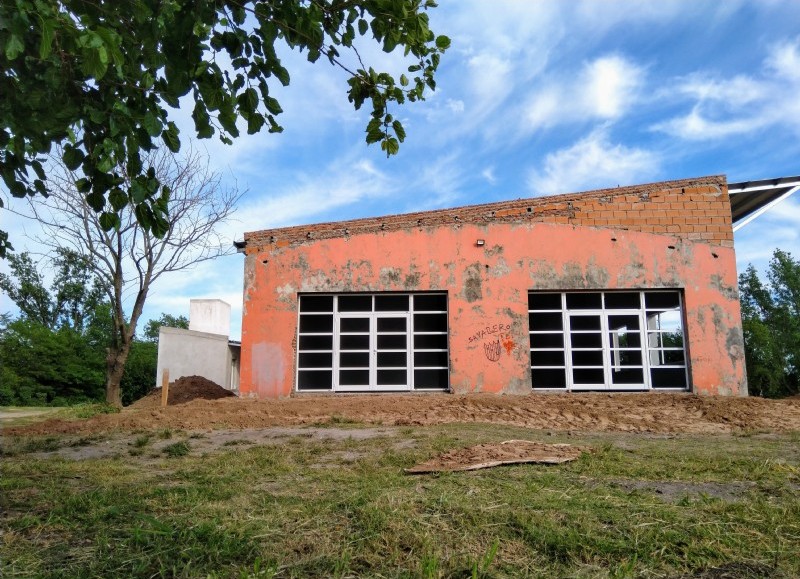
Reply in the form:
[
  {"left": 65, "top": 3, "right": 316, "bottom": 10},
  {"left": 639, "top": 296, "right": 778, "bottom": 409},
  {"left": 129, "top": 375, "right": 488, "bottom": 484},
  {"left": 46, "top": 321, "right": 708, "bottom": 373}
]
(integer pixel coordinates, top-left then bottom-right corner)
[{"left": 243, "top": 175, "right": 733, "bottom": 251}]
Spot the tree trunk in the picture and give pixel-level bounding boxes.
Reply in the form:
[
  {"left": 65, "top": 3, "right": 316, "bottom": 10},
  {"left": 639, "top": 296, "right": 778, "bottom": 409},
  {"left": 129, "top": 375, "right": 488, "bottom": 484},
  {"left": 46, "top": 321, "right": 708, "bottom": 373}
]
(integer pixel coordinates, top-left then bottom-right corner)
[{"left": 105, "top": 342, "right": 132, "bottom": 407}]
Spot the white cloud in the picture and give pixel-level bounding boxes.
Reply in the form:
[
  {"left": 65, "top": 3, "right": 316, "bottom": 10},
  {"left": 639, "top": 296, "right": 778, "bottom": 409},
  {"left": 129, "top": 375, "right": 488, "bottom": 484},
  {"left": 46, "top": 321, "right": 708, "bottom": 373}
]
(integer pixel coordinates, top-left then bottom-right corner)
[
  {"left": 446, "top": 99, "right": 465, "bottom": 114},
  {"left": 522, "top": 55, "right": 645, "bottom": 132},
  {"left": 482, "top": 167, "right": 497, "bottom": 185},
  {"left": 654, "top": 36, "right": 800, "bottom": 140},
  {"left": 528, "top": 129, "right": 660, "bottom": 196}
]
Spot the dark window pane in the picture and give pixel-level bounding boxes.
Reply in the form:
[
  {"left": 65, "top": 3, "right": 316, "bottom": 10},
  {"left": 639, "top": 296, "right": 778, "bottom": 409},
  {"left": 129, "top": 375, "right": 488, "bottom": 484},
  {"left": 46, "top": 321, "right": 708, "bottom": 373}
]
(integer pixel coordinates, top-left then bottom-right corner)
[
  {"left": 529, "top": 333, "right": 564, "bottom": 349},
  {"left": 414, "top": 313, "right": 448, "bottom": 332},
  {"left": 377, "top": 351, "right": 407, "bottom": 367},
  {"left": 645, "top": 291, "right": 680, "bottom": 309},
  {"left": 299, "top": 295, "right": 333, "bottom": 313},
  {"left": 340, "top": 352, "right": 369, "bottom": 367},
  {"left": 414, "top": 351, "right": 448, "bottom": 368},
  {"left": 338, "top": 295, "right": 372, "bottom": 312},
  {"left": 339, "top": 369, "right": 369, "bottom": 386},
  {"left": 651, "top": 367, "right": 688, "bottom": 388},
  {"left": 650, "top": 349, "right": 686, "bottom": 366},
  {"left": 528, "top": 293, "right": 562, "bottom": 310},
  {"left": 529, "top": 312, "right": 562, "bottom": 331},
  {"left": 566, "top": 293, "right": 602, "bottom": 310},
  {"left": 299, "top": 314, "right": 333, "bottom": 333},
  {"left": 530, "top": 350, "right": 565, "bottom": 367},
  {"left": 377, "top": 369, "right": 407, "bottom": 385},
  {"left": 375, "top": 295, "right": 409, "bottom": 312},
  {"left": 609, "top": 331, "right": 642, "bottom": 349},
  {"left": 611, "top": 367, "right": 644, "bottom": 385},
  {"left": 570, "top": 315, "right": 601, "bottom": 331},
  {"left": 608, "top": 315, "right": 640, "bottom": 332},
  {"left": 299, "top": 334, "right": 333, "bottom": 351},
  {"left": 414, "top": 369, "right": 449, "bottom": 389},
  {"left": 340, "top": 317, "right": 370, "bottom": 333},
  {"left": 378, "top": 334, "right": 407, "bottom": 350},
  {"left": 570, "top": 332, "right": 602, "bottom": 348},
  {"left": 609, "top": 350, "right": 642, "bottom": 366},
  {"left": 414, "top": 294, "right": 447, "bottom": 312},
  {"left": 604, "top": 292, "right": 640, "bottom": 309},
  {"left": 377, "top": 317, "right": 407, "bottom": 332},
  {"left": 298, "top": 352, "right": 332, "bottom": 369},
  {"left": 531, "top": 368, "right": 567, "bottom": 388},
  {"left": 572, "top": 350, "right": 603, "bottom": 366},
  {"left": 298, "top": 370, "right": 332, "bottom": 390},
  {"left": 573, "top": 368, "right": 605, "bottom": 384},
  {"left": 648, "top": 330, "right": 684, "bottom": 348},
  {"left": 340, "top": 334, "right": 369, "bottom": 350},
  {"left": 414, "top": 333, "right": 448, "bottom": 349}
]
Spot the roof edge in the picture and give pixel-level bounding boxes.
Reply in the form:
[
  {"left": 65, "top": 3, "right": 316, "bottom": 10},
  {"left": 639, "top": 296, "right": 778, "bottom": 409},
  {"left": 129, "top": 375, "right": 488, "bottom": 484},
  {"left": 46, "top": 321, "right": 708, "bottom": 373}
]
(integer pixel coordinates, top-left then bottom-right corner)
[{"left": 242, "top": 174, "right": 726, "bottom": 248}]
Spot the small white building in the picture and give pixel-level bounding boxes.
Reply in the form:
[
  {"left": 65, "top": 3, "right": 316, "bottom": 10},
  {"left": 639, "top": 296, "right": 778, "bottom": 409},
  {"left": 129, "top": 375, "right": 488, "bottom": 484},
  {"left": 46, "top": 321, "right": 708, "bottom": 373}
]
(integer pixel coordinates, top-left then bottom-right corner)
[{"left": 156, "top": 299, "right": 240, "bottom": 391}]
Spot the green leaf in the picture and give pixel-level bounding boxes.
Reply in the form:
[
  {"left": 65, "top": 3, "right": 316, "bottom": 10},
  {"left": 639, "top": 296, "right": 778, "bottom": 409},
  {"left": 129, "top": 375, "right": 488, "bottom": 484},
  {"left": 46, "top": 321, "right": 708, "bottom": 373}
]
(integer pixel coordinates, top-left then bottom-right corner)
[
  {"left": 274, "top": 65, "right": 290, "bottom": 87},
  {"left": 358, "top": 19, "right": 369, "bottom": 36},
  {"left": 108, "top": 188, "right": 128, "bottom": 211},
  {"left": 5, "top": 34, "right": 24, "bottom": 60},
  {"left": 86, "top": 191, "right": 106, "bottom": 212},
  {"left": 99, "top": 212, "right": 121, "bottom": 231},
  {"left": 143, "top": 112, "right": 162, "bottom": 137},
  {"left": 39, "top": 18, "right": 56, "bottom": 59},
  {"left": 264, "top": 96, "right": 282, "bottom": 115},
  {"left": 62, "top": 147, "right": 85, "bottom": 171},
  {"left": 161, "top": 122, "right": 180, "bottom": 153},
  {"left": 392, "top": 120, "right": 406, "bottom": 143}
]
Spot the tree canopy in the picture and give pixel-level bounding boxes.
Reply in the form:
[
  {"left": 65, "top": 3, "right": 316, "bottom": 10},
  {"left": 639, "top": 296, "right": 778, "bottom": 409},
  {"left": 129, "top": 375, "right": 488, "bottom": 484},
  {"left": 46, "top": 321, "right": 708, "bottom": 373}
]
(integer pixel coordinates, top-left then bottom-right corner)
[
  {"left": 0, "top": 0, "right": 449, "bottom": 256},
  {"left": 739, "top": 249, "right": 800, "bottom": 398}
]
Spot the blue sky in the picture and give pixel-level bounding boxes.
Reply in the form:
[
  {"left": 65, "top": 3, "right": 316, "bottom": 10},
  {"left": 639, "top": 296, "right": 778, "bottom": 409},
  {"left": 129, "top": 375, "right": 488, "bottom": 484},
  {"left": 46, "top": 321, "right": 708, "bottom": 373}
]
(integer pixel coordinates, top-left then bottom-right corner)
[{"left": 2, "top": 0, "right": 799, "bottom": 340}]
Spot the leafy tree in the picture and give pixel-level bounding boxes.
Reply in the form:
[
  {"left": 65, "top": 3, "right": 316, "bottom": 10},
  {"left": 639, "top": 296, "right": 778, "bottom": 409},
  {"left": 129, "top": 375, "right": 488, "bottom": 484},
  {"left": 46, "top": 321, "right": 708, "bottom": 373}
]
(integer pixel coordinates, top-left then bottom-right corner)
[
  {"left": 143, "top": 313, "right": 189, "bottom": 342},
  {"left": 0, "top": 249, "right": 108, "bottom": 331},
  {"left": 0, "top": 250, "right": 112, "bottom": 405},
  {"left": 0, "top": 0, "right": 449, "bottom": 256},
  {"left": 25, "top": 147, "right": 241, "bottom": 406},
  {"left": 739, "top": 249, "right": 800, "bottom": 398}
]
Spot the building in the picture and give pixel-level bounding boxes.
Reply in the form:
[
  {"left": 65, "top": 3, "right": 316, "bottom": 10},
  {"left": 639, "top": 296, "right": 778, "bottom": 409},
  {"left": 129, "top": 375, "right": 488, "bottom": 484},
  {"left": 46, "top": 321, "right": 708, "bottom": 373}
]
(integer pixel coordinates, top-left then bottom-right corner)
[
  {"left": 156, "top": 299, "right": 240, "bottom": 391},
  {"left": 234, "top": 175, "right": 796, "bottom": 398}
]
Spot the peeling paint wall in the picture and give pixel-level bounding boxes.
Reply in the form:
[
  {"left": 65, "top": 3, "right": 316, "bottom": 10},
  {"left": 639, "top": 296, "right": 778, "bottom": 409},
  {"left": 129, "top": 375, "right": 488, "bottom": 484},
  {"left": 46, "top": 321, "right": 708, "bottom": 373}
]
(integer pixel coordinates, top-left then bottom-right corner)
[{"left": 240, "top": 178, "right": 746, "bottom": 398}]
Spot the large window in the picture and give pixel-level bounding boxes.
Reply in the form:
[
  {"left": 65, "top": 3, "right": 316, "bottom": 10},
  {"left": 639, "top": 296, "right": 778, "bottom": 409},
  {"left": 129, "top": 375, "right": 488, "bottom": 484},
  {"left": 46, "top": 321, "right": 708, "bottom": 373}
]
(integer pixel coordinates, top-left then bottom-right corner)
[
  {"left": 296, "top": 293, "right": 449, "bottom": 392},
  {"left": 528, "top": 290, "right": 689, "bottom": 391}
]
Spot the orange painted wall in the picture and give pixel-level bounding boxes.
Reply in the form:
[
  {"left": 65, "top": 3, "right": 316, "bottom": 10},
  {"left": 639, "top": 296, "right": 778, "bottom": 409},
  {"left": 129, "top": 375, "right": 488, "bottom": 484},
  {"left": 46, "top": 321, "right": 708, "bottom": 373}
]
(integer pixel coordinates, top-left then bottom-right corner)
[{"left": 240, "top": 218, "right": 746, "bottom": 398}]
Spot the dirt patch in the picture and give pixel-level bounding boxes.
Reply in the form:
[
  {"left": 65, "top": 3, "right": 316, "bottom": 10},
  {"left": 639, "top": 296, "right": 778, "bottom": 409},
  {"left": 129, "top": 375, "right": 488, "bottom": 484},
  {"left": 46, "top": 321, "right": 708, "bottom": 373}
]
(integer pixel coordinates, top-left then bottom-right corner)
[
  {"left": 130, "top": 375, "right": 236, "bottom": 408},
  {"left": 405, "top": 440, "right": 582, "bottom": 473},
  {"left": 5, "top": 392, "right": 800, "bottom": 437}
]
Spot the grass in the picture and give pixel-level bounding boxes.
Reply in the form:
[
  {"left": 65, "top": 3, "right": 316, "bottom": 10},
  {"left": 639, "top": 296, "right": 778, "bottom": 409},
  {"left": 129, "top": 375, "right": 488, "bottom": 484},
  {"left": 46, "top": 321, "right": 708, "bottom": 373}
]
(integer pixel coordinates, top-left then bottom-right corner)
[
  {"left": 0, "top": 403, "right": 118, "bottom": 427},
  {"left": 1, "top": 424, "right": 798, "bottom": 578}
]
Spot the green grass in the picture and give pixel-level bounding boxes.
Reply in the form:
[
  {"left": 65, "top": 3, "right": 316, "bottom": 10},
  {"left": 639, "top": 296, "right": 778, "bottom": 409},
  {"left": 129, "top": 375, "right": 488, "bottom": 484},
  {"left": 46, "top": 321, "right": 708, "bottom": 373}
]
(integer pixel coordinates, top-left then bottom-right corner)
[{"left": 1, "top": 424, "right": 798, "bottom": 578}]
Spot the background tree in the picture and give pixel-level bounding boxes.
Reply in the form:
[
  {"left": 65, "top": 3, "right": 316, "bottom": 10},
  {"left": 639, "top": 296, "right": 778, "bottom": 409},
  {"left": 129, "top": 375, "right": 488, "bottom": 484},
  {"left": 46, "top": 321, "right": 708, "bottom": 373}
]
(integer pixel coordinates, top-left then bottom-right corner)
[
  {"left": 23, "top": 147, "right": 241, "bottom": 406},
  {"left": 739, "top": 249, "right": 800, "bottom": 398},
  {"left": 143, "top": 313, "right": 190, "bottom": 343},
  {"left": 0, "top": 251, "right": 111, "bottom": 404},
  {"left": 0, "top": 0, "right": 449, "bottom": 256}
]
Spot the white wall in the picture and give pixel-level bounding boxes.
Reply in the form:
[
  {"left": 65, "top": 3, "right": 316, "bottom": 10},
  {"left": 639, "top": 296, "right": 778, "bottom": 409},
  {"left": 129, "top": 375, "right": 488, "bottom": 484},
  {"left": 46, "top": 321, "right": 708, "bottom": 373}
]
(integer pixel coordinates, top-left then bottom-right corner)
[
  {"left": 189, "top": 299, "right": 231, "bottom": 336},
  {"left": 156, "top": 326, "right": 232, "bottom": 389}
]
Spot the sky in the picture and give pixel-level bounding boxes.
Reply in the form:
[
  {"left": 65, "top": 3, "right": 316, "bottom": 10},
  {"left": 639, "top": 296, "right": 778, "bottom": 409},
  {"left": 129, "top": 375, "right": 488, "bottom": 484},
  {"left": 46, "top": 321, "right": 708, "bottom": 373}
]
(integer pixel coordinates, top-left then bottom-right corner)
[{"left": 2, "top": 0, "right": 799, "bottom": 340}]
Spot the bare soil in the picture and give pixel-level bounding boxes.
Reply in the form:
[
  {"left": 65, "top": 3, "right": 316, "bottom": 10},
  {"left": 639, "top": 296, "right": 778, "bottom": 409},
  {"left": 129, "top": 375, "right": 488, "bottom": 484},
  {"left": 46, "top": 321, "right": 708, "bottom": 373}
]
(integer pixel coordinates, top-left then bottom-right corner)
[
  {"left": 5, "top": 391, "right": 800, "bottom": 437},
  {"left": 131, "top": 375, "right": 236, "bottom": 408}
]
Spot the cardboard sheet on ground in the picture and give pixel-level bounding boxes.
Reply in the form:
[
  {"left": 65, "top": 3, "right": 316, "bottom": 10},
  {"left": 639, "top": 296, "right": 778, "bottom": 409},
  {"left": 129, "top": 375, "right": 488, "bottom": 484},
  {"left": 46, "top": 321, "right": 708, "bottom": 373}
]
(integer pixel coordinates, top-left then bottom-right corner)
[{"left": 405, "top": 440, "right": 583, "bottom": 473}]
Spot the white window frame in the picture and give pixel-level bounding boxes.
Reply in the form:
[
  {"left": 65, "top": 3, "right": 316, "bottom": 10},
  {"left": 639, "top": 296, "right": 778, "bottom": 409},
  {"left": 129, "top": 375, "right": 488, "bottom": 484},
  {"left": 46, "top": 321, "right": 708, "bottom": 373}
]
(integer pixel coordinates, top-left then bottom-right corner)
[
  {"left": 529, "top": 290, "right": 690, "bottom": 392},
  {"left": 296, "top": 293, "right": 449, "bottom": 393}
]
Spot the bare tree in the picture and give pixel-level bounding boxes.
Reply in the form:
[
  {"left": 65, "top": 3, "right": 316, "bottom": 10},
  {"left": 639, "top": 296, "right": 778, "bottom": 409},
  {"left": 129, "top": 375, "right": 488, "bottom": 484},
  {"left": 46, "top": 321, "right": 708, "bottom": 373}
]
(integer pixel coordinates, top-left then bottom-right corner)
[{"left": 26, "top": 147, "right": 242, "bottom": 406}]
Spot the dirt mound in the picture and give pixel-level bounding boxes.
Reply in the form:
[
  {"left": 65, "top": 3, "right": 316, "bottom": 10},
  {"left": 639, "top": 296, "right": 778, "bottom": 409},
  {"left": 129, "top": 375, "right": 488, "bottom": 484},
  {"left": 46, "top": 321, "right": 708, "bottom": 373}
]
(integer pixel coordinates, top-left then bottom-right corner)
[
  {"left": 129, "top": 376, "right": 236, "bottom": 409},
  {"left": 7, "top": 392, "right": 800, "bottom": 437},
  {"left": 405, "top": 441, "right": 583, "bottom": 473}
]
